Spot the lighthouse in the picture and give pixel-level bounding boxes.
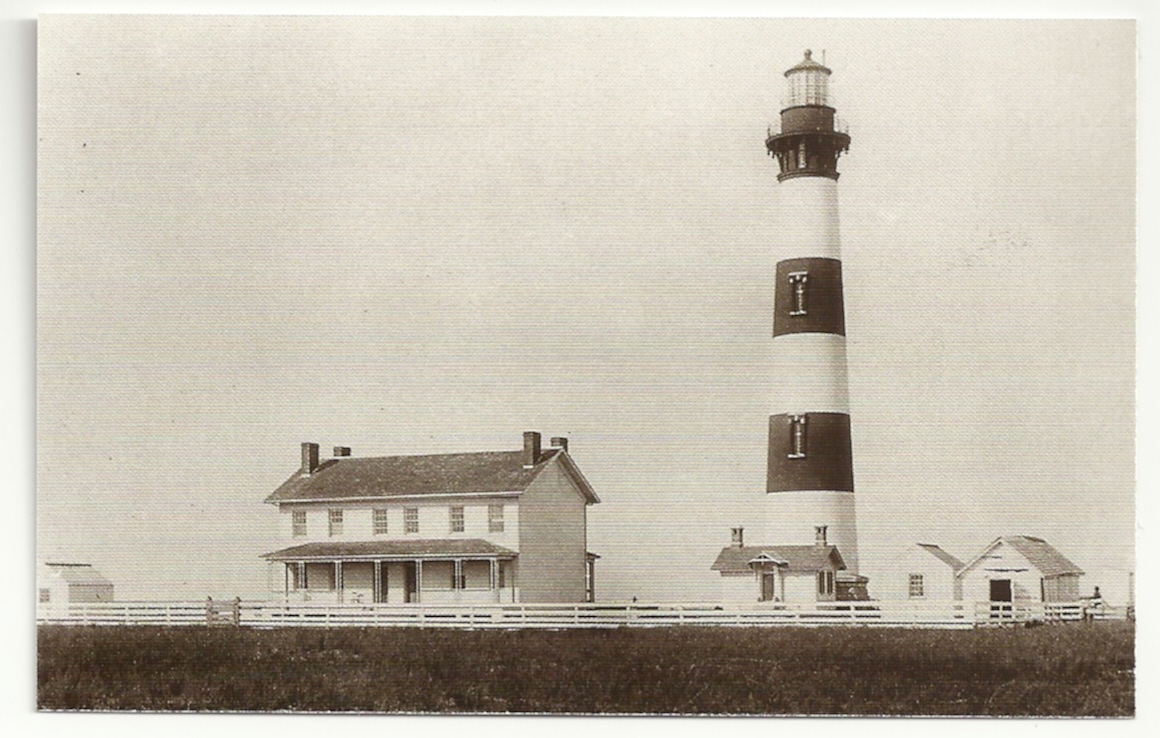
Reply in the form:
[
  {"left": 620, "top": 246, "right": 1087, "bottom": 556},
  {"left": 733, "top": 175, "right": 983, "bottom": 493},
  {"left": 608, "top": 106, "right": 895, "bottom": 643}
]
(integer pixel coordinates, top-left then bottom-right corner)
[{"left": 762, "top": 51, "right": 863, "bottom": 588}]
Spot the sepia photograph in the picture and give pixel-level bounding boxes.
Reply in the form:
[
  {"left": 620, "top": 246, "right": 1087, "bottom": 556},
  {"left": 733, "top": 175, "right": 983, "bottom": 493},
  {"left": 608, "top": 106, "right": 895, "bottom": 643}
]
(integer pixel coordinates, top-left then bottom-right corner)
[{"left": 31, "top": 10, "right": 1137, "bottom": 717}]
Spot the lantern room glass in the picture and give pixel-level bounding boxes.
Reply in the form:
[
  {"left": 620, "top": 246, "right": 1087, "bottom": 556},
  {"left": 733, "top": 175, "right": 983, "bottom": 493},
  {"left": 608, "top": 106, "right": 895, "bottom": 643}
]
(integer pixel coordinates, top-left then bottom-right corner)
[{"left": 785, "top": 68, "right": 830, "bottom": 108}]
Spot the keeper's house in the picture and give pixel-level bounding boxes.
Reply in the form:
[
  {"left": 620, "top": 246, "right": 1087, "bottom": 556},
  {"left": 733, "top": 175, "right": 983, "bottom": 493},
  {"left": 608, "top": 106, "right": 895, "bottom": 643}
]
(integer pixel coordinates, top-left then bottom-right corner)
[
  {"left": 262, "top": 432, "right": 599, "bottom": 604},
  {"left": 710, "top": 526, "right": 848, "bottom": 603}
]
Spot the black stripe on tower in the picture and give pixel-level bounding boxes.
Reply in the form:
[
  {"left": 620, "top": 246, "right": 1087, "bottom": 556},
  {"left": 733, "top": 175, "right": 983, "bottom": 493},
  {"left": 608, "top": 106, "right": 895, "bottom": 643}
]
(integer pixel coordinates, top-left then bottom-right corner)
[
  {"left": 773, "top": 257, "right": 845, "bottom": 337},
  {"left": 766, "top": 412, "right": 854, "bottom": 493}
]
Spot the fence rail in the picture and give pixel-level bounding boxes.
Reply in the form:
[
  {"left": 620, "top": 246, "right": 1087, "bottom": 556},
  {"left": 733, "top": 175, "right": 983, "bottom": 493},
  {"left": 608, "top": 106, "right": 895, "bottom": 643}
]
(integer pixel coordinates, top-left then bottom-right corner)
[{"left": 36, "top": 599, "right": 1132, "bottom": 629}]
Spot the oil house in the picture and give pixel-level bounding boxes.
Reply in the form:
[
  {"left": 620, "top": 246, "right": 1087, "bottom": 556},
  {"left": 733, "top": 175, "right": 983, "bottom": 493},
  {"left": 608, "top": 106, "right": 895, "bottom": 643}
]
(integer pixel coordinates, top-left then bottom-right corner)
[
  {"left": 956, "top": 535, "right": 1084, "bottom": 604},
  {"left": 37, "top": 561, "right": 115, "bottom": 609},
  {"left": 262, "top": 432, "right": 599, "bottom": 604}
]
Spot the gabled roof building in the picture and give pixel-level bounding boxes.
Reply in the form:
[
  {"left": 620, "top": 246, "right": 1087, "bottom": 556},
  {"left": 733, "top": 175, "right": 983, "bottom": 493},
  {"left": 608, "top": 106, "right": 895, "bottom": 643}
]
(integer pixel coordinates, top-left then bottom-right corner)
[
  {"left": 262, "top": 431, "right": 599, "bottom": 604},
  {"left": 957, "top": 535, "right": 1084, "bottom": 603},
  {"left": 711, "top": 526, "right": 854, "bottom": 603}
]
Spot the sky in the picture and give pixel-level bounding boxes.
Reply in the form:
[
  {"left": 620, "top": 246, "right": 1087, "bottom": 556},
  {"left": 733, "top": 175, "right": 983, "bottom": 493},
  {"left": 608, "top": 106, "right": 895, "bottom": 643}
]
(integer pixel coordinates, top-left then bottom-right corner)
[{"left": 33, "top": 15, "right": 1138, "bottom": 605}]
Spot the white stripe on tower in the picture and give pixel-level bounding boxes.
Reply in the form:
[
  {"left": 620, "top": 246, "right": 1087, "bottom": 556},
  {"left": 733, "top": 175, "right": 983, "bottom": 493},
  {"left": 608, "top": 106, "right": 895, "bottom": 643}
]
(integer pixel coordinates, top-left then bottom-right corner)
[{"left": 764, "top": 50, "right": 859, "bottom": 576}]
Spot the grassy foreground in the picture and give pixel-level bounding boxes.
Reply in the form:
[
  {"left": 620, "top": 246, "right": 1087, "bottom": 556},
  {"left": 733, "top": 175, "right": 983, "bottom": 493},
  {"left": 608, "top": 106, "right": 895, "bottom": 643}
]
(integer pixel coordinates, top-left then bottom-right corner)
[{"left": 38, "top": 622, "right": 1133, "bottom": 715}]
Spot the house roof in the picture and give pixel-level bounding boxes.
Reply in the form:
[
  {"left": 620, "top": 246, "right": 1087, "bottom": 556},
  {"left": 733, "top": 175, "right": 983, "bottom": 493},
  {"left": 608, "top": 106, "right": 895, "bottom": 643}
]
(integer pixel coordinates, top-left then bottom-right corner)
[
  {"left": 916, "top": 543, "right": 965, "bottom": 571},
  {"left": 960, "top": 535, "right": 1085, "bottom": 578},
  {"left": 711, "top": 545, "right": 846, "bottom": 574},
  {"left": 265, "top": 448, "right": 599, "bottom": 505},
  {"left": 262, "top": 539, "right": 519, "bottom": 561},
  {"left": 41, "top": 563, "right": 114, "bottom": 587}
]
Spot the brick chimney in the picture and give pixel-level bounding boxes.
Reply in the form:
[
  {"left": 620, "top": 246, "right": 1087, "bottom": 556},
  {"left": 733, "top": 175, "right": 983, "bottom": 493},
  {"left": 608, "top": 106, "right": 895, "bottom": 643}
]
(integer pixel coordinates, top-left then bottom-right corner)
[
  {"left": 550, "top": 436, "right": 569, "bottom": 453},
  {"left": 731, "top": 527, "right": 744, "bottom": 548},
  {"left": 814, "top": 525, "right": 828, "bottom": 548},
  {"left": 333, "top": 446, "right": 351, "bottom": 458},
  {"left": 522, "top": 431, "right": 542, "bottom": 468},
  {"left": 301, "top": 442, "right": 320, "bottom": 475}
]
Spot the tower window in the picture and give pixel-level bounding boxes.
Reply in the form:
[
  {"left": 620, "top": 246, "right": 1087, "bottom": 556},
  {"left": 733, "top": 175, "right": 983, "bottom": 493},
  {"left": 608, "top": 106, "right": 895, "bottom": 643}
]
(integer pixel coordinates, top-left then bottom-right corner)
[
  {"left": 909, "top": 574, "right": 925, "bottom": 598},
  {"left": 788, "top": 414, "right": 807, "bottom": 459},
  {"left": 788, "top": 271, "right": 809, "bottom": 316},
  {"left": 798, "top": 141, "right": 807, "bottom": 169}
]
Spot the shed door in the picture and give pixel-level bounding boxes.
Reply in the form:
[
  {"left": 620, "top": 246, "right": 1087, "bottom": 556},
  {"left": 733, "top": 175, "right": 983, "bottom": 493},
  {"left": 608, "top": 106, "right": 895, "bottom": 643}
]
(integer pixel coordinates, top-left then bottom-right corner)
[{"left": 989, "top": 579, "right": 1012, "bottom": 602}]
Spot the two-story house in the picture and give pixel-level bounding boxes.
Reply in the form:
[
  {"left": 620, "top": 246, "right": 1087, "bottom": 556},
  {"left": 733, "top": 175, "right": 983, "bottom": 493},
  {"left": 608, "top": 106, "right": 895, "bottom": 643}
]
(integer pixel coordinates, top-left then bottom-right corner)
[{"left": 262, "top": 432, "right": 599, "bottom": 604}]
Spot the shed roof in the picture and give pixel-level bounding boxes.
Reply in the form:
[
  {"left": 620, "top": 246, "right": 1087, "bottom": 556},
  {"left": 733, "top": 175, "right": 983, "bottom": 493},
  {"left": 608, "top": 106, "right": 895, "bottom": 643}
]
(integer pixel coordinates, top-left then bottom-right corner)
[
  {"left": 42, "top": 563, "right": 114, "bottom": 587},
  {"left": 960, "top": 535, "right": 1084, "bottom": 578},
  {"left": 711, "top": 544, "right": 846, "bottom": 574},
  {"left": 265, "top": 448, "right": 598, "bottom": 505},
  {"left": 262, "top": 539, "right": 518, "bottom": 561},
  {"left": 916, "top": 543, "right": 965, "bottom": 571}
]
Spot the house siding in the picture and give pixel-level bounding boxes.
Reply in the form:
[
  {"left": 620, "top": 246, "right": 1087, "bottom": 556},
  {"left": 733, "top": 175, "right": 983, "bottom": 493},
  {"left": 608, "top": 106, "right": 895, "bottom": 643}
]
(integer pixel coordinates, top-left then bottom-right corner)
[{"left": 516, "top": 459, "right": 589, "bottom": 603}]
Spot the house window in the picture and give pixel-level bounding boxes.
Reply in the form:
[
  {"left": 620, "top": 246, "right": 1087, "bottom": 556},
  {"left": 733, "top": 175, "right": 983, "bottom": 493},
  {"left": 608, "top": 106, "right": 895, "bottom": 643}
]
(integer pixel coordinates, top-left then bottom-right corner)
[
  {"left": 817, "top": 570, "right": 834, "bottom": 596},
  {"left": 404, "top": 507, "right": 419, "bottom": 534},
  {"left": 292, "top": 510, "right": 307, "bottom": 537},
  {"left": 450, "top": 506, "right": 465, "bottom": 533},
  {"left": 328, "top": 509, "right": 343, "bottom": 537},
  {"left": 488, "top": 504, "right": 505, "bottom": 533},
  {"left": 788, "top": 271, "right": 809, "bottom": 316},
  {"left": 909, "top": 574, "right": 925, "bottom": 598},
  {"left": 39, "top": 588, "right": 51, "bottom": 603},
  {"left": 373, "top": 508, "right": 389, "bottom": 535},
  {"left": 788, "top": 414, "right": 807, "bottom": 459}
]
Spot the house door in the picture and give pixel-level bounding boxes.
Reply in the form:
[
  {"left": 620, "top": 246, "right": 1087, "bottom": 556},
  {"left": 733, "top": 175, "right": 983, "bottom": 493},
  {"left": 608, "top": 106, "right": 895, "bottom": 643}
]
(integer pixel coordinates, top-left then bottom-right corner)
[
  {"left": 404, "top": 562, "right": 418, "bottom": 603},
  {"left": 989, "top": 578, "right": 1013, "bottom": 620},
  {"left": 761, "top": 573, "right": 777, "bottom": 602}
]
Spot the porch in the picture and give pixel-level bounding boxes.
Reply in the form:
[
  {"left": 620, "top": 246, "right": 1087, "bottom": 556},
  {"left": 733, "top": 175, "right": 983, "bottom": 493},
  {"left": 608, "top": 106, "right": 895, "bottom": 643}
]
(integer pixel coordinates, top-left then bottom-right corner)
[{"left": 262, "top": 539, "right": 519, "bottom": 605}]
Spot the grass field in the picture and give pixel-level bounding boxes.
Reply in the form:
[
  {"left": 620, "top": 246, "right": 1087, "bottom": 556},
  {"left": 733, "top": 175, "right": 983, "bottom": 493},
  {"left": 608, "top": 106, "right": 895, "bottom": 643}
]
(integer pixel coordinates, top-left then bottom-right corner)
[{"left": 38, "top": 622, "right": 1134, "bottom": 715}]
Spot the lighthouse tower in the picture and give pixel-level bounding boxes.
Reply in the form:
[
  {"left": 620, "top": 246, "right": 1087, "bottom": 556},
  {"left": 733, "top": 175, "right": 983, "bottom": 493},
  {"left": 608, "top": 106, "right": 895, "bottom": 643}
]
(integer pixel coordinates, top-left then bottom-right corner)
[{"left": 763, "top": 51, "right": 861, "bottom": 580}]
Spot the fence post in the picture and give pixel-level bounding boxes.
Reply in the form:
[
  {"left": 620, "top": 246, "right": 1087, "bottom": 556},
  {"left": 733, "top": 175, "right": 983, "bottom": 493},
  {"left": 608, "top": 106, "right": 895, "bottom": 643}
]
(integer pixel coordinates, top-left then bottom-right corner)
[
  {"left": 233, "top": 597, "right": 241, "bottom": 626},
  {"left": 205, "top": 596, "right": 213, "bottom": 626}
]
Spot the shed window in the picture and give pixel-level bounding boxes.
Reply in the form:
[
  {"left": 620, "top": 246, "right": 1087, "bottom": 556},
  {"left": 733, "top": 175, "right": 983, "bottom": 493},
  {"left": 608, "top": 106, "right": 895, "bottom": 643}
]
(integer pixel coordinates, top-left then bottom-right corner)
[
  {"left": 373, "top": 508, "right": 389, "bottom": 535},
  {"left": 450, "top": 506, "right": 465, "bottom": 533},
  {"left": 404, "top": 507, "right": 419, "bottom": 534},
  {"left": 788, "top": 415, "right": 807, "bottom": 459},
  {"left": 788, "top": 271, "right": 809, "bottom": 316},
  {"left": 488, "top": 504, "right": 505, "bottom": 533},
  {"left": 328, "top": 509, "right": 343, "bottom": 537},
  {"left": 292, "top": 510, "right": 307, "bottom": 537},
  {"left": 909, "top": 574, "right": 925, "bottom": 598}
]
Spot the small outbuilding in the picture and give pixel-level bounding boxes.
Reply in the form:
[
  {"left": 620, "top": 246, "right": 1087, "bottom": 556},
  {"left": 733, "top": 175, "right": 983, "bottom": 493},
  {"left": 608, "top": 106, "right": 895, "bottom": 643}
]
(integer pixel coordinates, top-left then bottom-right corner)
[
  {"left": 956, "top": 535, "right": 1084, "bottom": 603},
  {"left": 37, "top": 561, "right": 115, "bottom": 607},
  {"left": 879, "top": 542, "right": 964, "bottom": 601},
  {"left": 711, "top": 526, "right": 847, "bottom": 603}
]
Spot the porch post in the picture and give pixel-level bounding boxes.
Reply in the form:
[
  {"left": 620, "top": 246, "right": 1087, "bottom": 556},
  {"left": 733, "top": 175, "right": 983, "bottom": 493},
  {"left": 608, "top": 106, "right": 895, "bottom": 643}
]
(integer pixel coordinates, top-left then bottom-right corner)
[
  {"left": 490, "top": 559, "right": 496, "bottom": 590},
  {"left": 373, "top": 560, "right": 382, "bottom": 603},
  {"left": 284, "top": 563, "right": 289, "bottom": 598},
  {"left": 298, "top": 562, "right": 306, "bottom": 594},
  {"left": 335, "top": 561, "right": 343, "bottom": 603},
  {"left": 416, "top": 560, "right": 423, "bottom": 604}
]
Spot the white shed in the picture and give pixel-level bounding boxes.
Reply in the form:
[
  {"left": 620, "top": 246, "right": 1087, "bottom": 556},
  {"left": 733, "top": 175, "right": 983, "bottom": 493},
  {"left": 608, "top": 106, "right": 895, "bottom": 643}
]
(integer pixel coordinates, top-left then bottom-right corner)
[
  {"left": 957, "top": 536, "right": 1083, "bottom": 603},
  {"left": 879, "top": 543, "right": 964, "bottom": 601},
  {"left": 37, "top": 562, "right": 115, "bottom": 608}
]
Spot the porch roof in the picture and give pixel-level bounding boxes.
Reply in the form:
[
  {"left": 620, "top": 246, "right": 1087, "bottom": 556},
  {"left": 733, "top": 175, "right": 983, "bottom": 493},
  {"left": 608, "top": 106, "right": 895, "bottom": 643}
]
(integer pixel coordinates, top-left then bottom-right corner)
[{"left": 262, "top": 539, "right": 518, "bottom": 562}]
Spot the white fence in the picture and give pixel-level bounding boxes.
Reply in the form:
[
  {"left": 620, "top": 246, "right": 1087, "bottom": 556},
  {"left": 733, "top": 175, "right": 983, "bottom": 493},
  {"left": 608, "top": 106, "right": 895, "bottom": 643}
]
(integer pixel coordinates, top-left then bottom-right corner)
[{"left": 36, "top": 599, "right": 1132, "bottom": 629}]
